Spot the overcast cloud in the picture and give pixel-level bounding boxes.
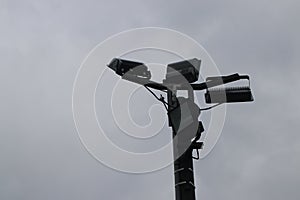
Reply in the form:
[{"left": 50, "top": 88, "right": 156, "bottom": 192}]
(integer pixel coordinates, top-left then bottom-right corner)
[{"left": 1, "top": 0, "right": 300, "bottom": 200}]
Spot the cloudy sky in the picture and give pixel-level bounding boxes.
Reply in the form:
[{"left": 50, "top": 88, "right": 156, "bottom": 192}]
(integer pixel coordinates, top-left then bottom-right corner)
[{"left": 1, "top": 0, "right": 300, "bottom": 200}]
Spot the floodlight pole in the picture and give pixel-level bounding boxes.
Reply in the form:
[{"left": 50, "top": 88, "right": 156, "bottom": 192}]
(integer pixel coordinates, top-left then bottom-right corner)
[
  {"left": 107, "top": 58, "right": 254, "bottom": 200},
  {"left": 168, "top": 90, "right": 197, "bottom": 200}
]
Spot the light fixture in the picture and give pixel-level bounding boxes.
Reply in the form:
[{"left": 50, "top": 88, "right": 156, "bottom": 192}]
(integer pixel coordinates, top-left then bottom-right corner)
[
  {"left": 163, "top": 58, "right": 201, "bottom": 84},
  {"left": 204, "top": 75, "right": 254, "bottom": 103},
  {"left": 107, "top": 58, "right": 151, "bottom": 80}
]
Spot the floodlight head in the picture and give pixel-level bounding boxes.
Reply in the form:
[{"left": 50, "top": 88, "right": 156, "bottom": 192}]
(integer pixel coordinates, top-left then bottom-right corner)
[
  {"left": 107, "top": 58, "right": 151, "bottom": 79},
  {"left": 204, "top": 74, "right": 254, "bottom": 103},
  {"left": 164, "top": 58, "right": 201, "bottom": 84},
  {"left": 205, "top": 86, "right": 254, "bottom": 103}
]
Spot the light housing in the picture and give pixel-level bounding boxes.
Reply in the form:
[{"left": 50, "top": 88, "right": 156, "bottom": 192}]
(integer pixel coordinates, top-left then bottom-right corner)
[
  {"left": 107, "top": 58, "right": 151, "bottom": 79},
  {"left": 163, "top": 58, "right": 201, "bottom": 84},
  {"left": 204, "top": 74, "right": 254, "bottom": 103},
  {"left": 205, "top": 86, "right": 254, "bottom": 103}
]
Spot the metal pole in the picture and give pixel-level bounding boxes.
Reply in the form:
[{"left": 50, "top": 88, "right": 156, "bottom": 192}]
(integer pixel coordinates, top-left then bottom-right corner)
[
  {"left": 174, "top": 147, "right": 196, "bottom": 200},
  {"left": 168, "top": 90, "right": 197, "bottom": 200}
]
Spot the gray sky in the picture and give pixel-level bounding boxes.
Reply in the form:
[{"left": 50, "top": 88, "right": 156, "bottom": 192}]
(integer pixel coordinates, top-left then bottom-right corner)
[{"left": 1, "top": 0, "right": 300, "bottom": 200}]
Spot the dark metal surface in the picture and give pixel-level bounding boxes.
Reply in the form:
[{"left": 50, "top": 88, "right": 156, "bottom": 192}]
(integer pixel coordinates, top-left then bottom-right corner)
[
  {"left": 168, "top": 90, "right": 203, "bottom": 200},
  {"left": 164, "top": 58, "right": 201, "bottom": 84},
  {"left": 205, "top": 86, "right": 254, "bottom": 103}
]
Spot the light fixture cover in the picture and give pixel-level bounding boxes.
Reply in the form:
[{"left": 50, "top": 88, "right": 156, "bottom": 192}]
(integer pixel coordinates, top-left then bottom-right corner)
[
  {"left": 107, "top": 58, "right": 151, "bottom": 79},
  {"left": 164, "top": 58, "right": 201, "bottom": 84}
]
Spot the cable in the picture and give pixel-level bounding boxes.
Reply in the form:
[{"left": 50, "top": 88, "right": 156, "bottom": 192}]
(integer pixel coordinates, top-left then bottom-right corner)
[
  {"left": 144, "top": 85, "right": 161, "bottom": 101},
  {"left": 144, "top": 86, "right": 169, "bottom": 111},
  {"left": 144, "top": 86, "right": 179, "bottom": 131},
  {"left": 200, "top": 103, "right": 223, "bottom": 111}
]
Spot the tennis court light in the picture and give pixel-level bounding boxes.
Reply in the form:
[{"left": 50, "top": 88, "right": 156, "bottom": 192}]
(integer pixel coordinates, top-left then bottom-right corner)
[
  {"left": 163, "top": 58, "right": 201, "bottom": 84},
  {"left": 204, "top": 74, "right": 254, "bottom": 103},
  {"left": 107, "top": 58, "right": 151, "bottom": 79},
  {"left": 107, "top": 57, "right": 254, "bottom": 200}
]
